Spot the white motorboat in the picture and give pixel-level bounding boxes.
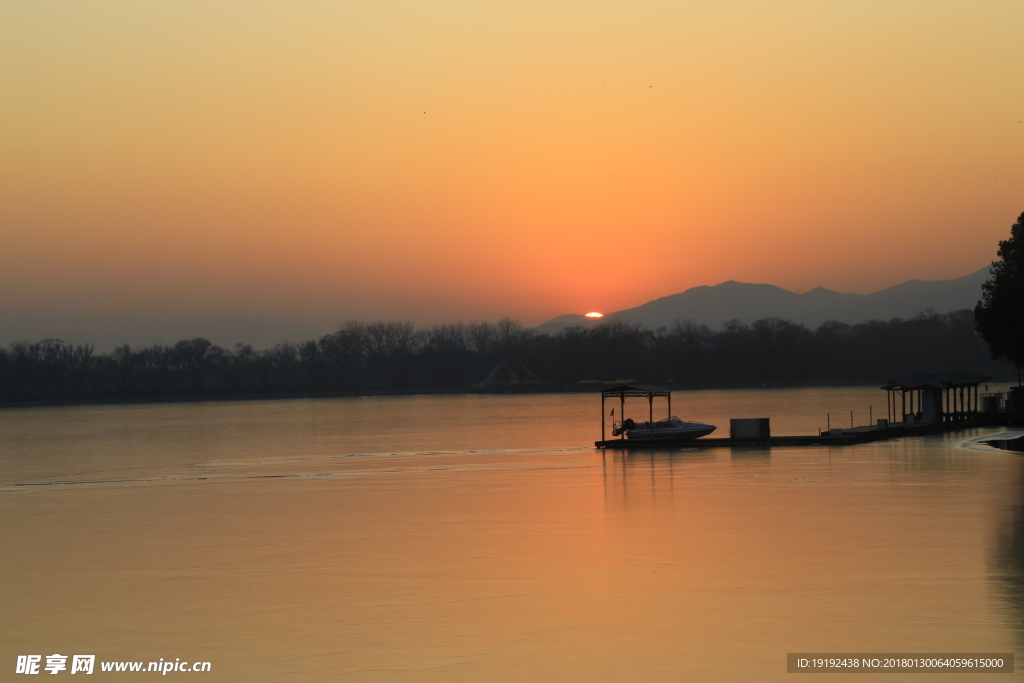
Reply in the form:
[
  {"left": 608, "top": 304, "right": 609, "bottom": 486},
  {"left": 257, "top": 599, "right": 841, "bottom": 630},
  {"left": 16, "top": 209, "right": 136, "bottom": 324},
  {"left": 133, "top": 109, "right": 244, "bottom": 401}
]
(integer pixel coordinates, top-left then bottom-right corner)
[{"left": 613, "top": 415, "right": 716, "bottom": 440}]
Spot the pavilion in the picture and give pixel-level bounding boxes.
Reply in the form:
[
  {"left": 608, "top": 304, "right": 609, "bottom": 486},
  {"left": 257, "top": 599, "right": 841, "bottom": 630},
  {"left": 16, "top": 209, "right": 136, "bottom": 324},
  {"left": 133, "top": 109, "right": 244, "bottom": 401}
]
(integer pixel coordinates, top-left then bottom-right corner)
[
  {"left": 599, "top": 385, "right": 671, "bottom": 442},
  {"left": 881, "top": 370, "right": 990, "bottom": 424}
]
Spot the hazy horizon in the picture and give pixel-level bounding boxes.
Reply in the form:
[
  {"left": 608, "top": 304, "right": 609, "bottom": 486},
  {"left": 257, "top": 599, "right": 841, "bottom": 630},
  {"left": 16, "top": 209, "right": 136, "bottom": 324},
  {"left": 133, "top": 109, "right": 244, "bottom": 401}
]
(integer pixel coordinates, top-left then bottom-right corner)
[{"left": 0, "top": 264, "right": 992, "bottom": 352}]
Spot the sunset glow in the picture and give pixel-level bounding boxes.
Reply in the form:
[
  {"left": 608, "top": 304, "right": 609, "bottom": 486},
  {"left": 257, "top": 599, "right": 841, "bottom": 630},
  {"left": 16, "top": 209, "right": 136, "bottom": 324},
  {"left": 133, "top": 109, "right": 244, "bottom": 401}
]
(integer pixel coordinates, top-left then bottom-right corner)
[
  {"left": 585, "top": 313, "right": 604, "bottom": 318},
  {"left": 2, "top": 2, "right": 1023, "bottom": 347}
]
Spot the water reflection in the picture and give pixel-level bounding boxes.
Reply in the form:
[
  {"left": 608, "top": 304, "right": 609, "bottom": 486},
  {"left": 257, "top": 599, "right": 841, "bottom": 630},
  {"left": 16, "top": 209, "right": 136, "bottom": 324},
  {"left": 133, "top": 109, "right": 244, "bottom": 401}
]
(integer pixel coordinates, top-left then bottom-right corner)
[
  {"left": 870, "top": 432, "right": 995, "bottom": 478},
  {"left": 991, "top": 457, "right": 1024, "bottom": 649},
  {"left": 4, "top": 394, "right": 1023, "bottom": 681},
  {"left": 600, "top": 448, "right": 733, "bottom": 513},
  {"left": 598, "top": 435, "right": 998, "bottom": 501},
  {"left": 729, "top": 446, "right": 771, "bottom": 466},
  {"left": 995, "top": 506, "right": 1024, "bottom": 628}
]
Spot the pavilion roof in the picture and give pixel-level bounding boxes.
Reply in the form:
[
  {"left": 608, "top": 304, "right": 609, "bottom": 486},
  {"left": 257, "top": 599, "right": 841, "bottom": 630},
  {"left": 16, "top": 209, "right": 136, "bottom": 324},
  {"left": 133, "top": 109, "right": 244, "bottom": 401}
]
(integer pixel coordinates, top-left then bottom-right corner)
[{"left": 881, "top": 370, "right": 990, "bottom": 390}]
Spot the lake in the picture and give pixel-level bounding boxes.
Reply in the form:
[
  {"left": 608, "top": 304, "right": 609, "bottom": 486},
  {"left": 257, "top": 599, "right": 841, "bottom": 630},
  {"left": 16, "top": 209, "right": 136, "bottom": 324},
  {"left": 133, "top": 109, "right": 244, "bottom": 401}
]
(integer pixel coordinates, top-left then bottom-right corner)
[{"left": 2, "top": 387, "right": 1023, "bottom": 681}]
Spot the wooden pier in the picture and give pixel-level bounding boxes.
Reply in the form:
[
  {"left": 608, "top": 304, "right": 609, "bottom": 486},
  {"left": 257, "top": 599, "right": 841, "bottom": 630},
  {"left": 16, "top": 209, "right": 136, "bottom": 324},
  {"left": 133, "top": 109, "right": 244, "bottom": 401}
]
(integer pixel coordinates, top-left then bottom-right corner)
[
  {"left": 595, "top": 417, "right": 988, "bottom": 449},
  {"left": 594, "top": 381, "right": 999, "bottom": 450}
]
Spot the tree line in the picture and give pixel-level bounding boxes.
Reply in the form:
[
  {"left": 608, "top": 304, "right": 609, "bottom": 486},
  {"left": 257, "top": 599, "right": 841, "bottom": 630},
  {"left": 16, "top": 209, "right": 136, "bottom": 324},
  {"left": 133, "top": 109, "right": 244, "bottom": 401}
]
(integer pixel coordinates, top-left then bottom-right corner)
[
  {"left": 976, "top": 210, "right": 1024, "bottom": 373},
  {"left": 0, "top": 309, "right": 1014, "bottom": 404}
]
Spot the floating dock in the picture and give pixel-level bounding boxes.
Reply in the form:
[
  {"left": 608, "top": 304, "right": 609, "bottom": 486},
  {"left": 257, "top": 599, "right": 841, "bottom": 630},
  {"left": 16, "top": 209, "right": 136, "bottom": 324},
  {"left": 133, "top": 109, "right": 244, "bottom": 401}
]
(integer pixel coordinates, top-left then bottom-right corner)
[
  {"left": 594, "top": 382, "right": 1000, "bottom": 449},
  {"left": 595, "top": 418, "right": 989, "bottom": 449}
]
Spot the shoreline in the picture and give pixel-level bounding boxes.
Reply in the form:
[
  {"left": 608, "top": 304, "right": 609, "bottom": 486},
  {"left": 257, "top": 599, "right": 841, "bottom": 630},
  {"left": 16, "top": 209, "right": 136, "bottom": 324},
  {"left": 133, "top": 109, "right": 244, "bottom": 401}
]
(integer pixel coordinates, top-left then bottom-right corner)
[{"left": 2, "top": 378, "right": 1020, "bottom": 411}]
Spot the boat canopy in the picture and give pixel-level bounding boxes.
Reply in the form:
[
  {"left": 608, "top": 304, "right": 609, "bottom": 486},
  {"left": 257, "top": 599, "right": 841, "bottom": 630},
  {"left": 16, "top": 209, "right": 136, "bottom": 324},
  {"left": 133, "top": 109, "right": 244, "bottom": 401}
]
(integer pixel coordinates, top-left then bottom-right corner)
[{"left": 599, "top": 384, "right": 670, "bottom": 399}]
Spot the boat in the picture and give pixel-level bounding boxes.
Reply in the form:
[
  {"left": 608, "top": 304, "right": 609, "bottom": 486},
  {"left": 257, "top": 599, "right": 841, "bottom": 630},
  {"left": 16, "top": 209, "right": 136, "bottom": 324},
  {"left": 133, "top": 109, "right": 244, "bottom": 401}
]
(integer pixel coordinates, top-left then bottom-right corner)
[
  {"left": 597, "top": 384, "right": 717, "bottom": 448},
  {"left": 613, "top": 415, "right": 717, "bottom": 440}
]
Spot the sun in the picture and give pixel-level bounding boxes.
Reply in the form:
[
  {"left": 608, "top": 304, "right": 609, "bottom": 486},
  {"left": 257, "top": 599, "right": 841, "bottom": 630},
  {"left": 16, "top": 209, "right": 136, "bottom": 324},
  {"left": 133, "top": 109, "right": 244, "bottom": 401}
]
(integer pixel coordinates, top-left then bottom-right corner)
[{"left": 585, "top": 312, "right": 604, "bottom": 318}]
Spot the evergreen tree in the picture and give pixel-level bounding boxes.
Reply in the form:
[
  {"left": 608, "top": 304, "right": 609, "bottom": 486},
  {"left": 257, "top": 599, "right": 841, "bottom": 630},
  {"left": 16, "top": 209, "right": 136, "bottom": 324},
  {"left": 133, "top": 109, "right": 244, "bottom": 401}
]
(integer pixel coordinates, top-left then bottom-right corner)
[{"left": 976, "top": 211, "right": 1024, "bottom": 374}]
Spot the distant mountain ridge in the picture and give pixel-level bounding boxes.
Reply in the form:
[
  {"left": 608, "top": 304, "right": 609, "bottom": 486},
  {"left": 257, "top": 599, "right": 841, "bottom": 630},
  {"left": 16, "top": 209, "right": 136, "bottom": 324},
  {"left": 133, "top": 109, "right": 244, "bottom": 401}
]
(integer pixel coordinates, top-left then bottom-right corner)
[{"left": 536, "top": 267, "right": 991, "bottom": 335}]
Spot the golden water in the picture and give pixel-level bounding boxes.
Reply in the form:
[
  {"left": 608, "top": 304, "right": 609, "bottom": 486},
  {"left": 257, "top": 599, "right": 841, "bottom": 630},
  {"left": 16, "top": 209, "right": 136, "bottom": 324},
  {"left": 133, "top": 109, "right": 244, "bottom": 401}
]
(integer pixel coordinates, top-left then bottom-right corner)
[{"left": 2, "top": 388, "right": 1023, "bottom": 680}]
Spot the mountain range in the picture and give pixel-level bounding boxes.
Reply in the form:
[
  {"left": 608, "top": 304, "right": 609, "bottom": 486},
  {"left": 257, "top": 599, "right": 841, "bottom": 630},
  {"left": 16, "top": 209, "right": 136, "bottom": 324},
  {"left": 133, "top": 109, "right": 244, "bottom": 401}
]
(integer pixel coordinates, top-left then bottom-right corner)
[{"left": 536, "top": 267, "right": 992, "bottom": 335}]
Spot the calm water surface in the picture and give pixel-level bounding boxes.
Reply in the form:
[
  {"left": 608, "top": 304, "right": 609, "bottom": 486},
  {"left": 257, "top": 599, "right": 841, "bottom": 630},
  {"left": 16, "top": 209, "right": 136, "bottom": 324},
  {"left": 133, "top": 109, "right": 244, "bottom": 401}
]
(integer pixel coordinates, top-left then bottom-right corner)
[{"left": 2, "top": 387, "right": 1024, "bottom": 681}]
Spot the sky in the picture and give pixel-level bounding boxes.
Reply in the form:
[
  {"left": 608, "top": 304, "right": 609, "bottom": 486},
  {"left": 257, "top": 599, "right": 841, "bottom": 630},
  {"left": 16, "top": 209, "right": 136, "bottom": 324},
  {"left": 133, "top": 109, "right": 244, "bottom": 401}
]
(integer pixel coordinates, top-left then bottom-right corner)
[{"left": 2, "top": 1, "right": 1023, "bottom": 348}]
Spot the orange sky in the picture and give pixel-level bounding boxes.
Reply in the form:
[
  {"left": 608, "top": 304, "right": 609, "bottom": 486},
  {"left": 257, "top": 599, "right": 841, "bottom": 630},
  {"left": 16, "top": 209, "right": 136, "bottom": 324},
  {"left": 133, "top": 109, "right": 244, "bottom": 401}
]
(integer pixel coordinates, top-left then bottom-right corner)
[{"left": 2, "top": 1, "right": 1023, "bottom": 344}]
